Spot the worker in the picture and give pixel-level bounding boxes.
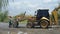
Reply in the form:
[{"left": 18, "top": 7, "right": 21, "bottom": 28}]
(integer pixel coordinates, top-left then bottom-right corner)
[
  {"left": 8, "top": 16, "right": 13, "bottom": 28},
  {"left": 15, "top": 18, "right": 19, "bottom": 28},
  {"left": 16, "top": 16, "right": 20, "bottom": 27}
]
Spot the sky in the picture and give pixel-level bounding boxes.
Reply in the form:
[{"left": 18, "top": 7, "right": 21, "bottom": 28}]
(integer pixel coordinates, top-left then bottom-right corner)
[{"left": 8, "top": 0, "right": 59, "bottom": 16}]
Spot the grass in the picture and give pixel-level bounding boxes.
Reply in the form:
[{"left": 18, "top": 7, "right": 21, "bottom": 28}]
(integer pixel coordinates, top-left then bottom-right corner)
[{"left": 19, "top": 20, "right": 27, "bottom": 24}]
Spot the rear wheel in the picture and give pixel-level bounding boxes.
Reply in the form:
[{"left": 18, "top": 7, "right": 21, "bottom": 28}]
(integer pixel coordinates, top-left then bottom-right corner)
[
  {"left": 27, "top": 23, "right": 32, "bottom": 28},
  {"left": 40, "top": 20, "right": 49, "bottom": 28},
  {"left": 27, "top": 22, "right": 34, "bottom": 28}
]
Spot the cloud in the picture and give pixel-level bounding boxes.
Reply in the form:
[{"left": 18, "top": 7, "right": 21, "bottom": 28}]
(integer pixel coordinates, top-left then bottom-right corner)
[
  {"left": 8, "top": 0, "right": 59, "bottom": 16},
  {"left": 43, "top": 0, "right": 58, "bottom": 3},
  {"left": 37, "top": 7, "right": 49, "bottom": 9},
  {"left": 27, "top": 4, "right": 39, "bottom": 8},
  {"left": 9, "top": 2, "right": 22, "bottom": 9},
  {"left": 9, "top": 2, "right": 21, "bottom": 6},
  {"left": 22, "top": 1, "right": 38, "bottom": 8},
  {"left": 43, "top": 0, "right": 52, "bottom": 3}
]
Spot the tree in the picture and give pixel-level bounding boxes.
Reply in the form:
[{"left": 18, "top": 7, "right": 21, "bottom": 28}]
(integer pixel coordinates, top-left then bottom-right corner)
[
  {"left": 0, "top": 11, "right": 8, "bottom": 22},
  {"left": 0, "top": 0, "right": 9, "bottom": 22},
  {"left": 0, "top": 0, "right": 8, "bottom": 11}
]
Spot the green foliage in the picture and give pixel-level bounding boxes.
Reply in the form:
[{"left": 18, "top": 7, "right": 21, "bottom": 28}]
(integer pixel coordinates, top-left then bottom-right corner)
[
  {"left": 0, "top": 11, "right": 8, "bottom": 22},
  {"left": 19, "top": 20, "right": 27, "bottom": 24},
  {"left": 0, "top": 0, "right": 9, "bottom": 22}
]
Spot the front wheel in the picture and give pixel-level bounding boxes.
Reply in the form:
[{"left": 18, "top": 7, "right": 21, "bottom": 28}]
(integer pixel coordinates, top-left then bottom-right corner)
[{"left": 40, "top": 20, "right": 49, "bottom": 28}]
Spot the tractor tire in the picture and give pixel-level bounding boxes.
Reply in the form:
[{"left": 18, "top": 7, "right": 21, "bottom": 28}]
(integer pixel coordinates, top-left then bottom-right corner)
[
  {"left": 27, "top": 22, "right": 34, "bottom": 28},
  {"left": 40, "top": 20, "right": 49, "bottom": 28}
]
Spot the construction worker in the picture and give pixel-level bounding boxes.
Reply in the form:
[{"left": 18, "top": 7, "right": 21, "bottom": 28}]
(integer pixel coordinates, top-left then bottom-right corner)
[
  {"left": 16, "top": 16, "right": 21, "bottom": 27},
  {"left": 8, "top": 16, "right": 13, "bottom": 28},
  {"left": 15, "top": 18, "right": 19, "bottom": 28}
]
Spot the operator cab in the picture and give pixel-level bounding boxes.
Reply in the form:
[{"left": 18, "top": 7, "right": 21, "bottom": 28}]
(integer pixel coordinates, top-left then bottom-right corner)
[{"left": 36, "top": 9, "right": 49, "bottom": 20}]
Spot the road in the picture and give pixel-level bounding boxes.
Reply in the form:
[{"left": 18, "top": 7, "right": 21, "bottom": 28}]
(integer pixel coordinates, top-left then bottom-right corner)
[{"left": 0, "top": 22, "right": 60, "bottom": 34}]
